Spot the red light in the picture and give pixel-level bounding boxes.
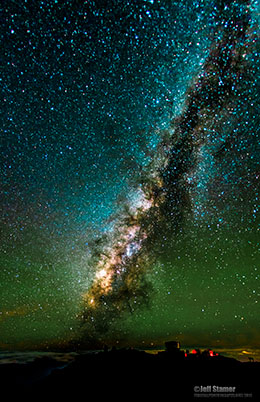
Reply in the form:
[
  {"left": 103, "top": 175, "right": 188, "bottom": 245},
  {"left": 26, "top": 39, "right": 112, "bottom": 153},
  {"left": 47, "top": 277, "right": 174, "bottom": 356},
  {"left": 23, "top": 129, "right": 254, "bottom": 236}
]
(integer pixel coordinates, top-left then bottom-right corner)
[
  {"left": 185, "top": 353, "right": 187, "bottom": 357},
  {"left": 191, "top": 349, "right": 197, "bottom": 354},
  {"left": 209, "top": 350, "right": 214, "bottom": 357}
]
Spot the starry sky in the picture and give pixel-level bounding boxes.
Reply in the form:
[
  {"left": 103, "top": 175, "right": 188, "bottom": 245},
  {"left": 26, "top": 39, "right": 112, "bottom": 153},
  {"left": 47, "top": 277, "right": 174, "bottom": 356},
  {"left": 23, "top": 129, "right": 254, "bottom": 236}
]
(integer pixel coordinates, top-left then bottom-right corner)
[{"left": 1, "top": 0, "right": 259, "bottom": 351}]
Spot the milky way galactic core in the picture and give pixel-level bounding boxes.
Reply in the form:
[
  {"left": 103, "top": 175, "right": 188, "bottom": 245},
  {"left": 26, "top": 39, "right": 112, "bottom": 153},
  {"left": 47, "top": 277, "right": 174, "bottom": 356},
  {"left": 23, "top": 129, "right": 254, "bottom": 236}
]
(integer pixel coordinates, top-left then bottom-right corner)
[{"left": 1, "top": 0, "right": 259, "bottom": 349}]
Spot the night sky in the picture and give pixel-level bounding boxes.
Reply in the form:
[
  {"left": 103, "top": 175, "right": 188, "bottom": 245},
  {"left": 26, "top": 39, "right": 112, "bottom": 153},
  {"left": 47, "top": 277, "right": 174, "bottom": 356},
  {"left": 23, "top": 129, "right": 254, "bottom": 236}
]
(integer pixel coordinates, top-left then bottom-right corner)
[{"left": 1, "top": 0, "right": 259, "bottom": 351}]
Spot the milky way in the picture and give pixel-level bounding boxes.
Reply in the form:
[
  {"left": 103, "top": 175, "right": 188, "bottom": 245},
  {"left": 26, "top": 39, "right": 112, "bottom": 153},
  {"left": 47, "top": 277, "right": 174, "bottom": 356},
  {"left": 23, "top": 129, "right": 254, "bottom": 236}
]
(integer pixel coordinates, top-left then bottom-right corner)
[
  {"left": 78, "top": 0, "right": 259, "bottom": 345},
  {"left": 1, "top": 0, "right": 259, "bottom": 349}
]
